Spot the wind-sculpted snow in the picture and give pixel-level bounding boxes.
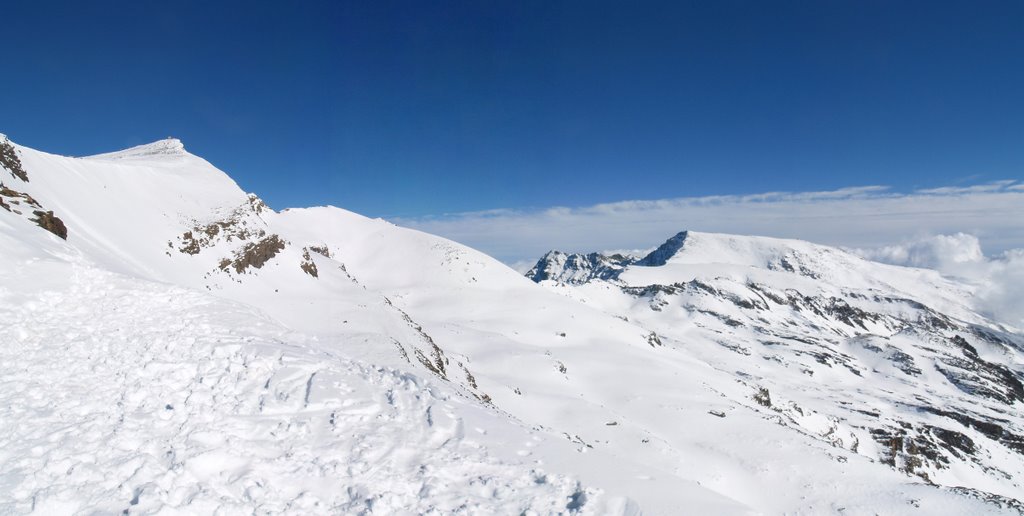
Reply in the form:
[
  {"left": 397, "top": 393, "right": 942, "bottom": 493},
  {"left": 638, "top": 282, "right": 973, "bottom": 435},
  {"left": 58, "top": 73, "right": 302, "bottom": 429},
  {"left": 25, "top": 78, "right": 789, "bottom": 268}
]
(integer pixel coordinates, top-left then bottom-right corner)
[
  {"left": 0, "top": 262, "right": 608, "bottom": 514},
  {"left": 84, "top": 137, "right": 188, "bottom": 160}
]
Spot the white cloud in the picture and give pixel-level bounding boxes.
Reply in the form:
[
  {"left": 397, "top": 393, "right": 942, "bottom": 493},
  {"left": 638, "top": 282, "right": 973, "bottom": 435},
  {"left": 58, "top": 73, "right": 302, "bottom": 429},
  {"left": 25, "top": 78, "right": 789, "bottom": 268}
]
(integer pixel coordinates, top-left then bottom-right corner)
[
  {"left": 977, "top": 249, "right": 1024, "bottom": 329},
  {"left": 854, "top": 234, "right": 1024, "bottom": 329},
  {"left": 854, "top": 233, "right": 986, "bottom": 273},
  {"left": 394, "top": 180, "right": 1024, "bottom": 266}
]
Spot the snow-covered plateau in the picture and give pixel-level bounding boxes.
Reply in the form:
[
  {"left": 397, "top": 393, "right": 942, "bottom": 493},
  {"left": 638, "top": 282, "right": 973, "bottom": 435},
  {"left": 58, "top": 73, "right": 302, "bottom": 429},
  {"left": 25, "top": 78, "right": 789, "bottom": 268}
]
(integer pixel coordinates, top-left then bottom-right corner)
[{"left": 1, "top": 134, "right": 1022, "bottom": 515}]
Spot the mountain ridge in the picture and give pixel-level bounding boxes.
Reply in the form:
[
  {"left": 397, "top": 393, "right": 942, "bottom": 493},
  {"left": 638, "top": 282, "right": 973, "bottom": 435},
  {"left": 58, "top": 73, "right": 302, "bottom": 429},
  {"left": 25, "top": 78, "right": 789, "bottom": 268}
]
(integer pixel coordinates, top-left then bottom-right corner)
[
  {"left": 527, "top": 229, "right": 1024, "bottom": 504},
  {"left": 84, "top": 137, "right": 189, "bottom": 160},
  {"left": 2, "top": 132, "right": 1022, "bottom": 514}
]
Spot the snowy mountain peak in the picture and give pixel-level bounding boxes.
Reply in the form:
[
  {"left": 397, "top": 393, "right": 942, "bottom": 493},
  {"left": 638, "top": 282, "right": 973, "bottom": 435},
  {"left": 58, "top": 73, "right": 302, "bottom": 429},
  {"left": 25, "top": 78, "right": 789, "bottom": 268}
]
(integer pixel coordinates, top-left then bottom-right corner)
[
  {"left": 526, "top": 229, "right": 1024, "bottom": 506},
  {"left": 636, "top": 230, "right": 690, "bottom": 266},
  {"left": 84, "top": 137, "right": 188, "bottom": 160},
  {"left": 526, "top": 249, "right": 634, "bottom": 284},
  {"left": 633, "top": 230, "right": 864, "bottom": 276},
  {"left": 5, "top": 132, "right": 1024, "bottom": 514}
]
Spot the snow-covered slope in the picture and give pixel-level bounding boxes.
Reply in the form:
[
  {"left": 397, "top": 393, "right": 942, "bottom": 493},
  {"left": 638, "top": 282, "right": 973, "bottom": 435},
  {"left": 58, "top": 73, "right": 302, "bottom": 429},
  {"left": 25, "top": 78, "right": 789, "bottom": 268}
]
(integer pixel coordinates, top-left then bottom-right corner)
[
  {"left": 2, "top": 133, "right": 1022, "bottom": 514},
  {"left": 529, "top": 230, "right": 1024, "bottom": 506}
]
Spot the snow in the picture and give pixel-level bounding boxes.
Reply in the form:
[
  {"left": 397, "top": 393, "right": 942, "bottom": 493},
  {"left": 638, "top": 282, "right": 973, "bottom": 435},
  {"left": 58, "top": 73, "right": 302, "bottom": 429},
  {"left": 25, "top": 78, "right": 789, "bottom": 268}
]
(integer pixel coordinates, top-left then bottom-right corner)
[
  {"left": 532, "top": 229, "right": 1024, "bottom": 506},
  {"left": 84, "top": 138, "right": 188, "bottom": 160},
  {"left": 0, "top": 245, "right": 621, "bottom": 514},
  {"left": 1, "top": 135, "right": 1022, "bottom": 514}
]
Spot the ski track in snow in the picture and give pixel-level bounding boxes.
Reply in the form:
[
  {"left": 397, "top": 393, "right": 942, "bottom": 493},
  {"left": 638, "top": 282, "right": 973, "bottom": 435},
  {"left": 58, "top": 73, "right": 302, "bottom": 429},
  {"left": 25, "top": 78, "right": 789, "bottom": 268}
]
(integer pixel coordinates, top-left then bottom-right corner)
[{"left": 0, "top": 264, "right": 598, "bottom": 515}]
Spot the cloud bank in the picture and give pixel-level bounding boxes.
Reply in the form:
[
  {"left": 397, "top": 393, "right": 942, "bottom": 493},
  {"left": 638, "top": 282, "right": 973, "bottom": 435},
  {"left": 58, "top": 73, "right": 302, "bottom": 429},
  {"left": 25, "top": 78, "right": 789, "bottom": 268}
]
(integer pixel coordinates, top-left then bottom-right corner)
[
  {"left": 395, "top": 180, "right": 1024, "bottom": 265},
  {"left": 854, "top": 233, "right": 1024, "bottom": 329}
]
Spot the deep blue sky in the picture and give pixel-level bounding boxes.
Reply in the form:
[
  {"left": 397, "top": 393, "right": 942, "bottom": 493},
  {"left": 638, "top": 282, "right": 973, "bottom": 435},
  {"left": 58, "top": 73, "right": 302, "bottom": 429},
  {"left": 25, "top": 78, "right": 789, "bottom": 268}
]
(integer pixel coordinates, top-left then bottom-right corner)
[{"left": 1, "top": 1, "right": 1021, "bottom": 217}]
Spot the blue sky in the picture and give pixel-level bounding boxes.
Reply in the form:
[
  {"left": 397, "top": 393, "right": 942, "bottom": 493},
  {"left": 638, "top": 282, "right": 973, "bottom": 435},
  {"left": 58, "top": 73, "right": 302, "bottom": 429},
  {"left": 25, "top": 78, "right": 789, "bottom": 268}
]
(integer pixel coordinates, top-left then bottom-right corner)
[{"left": 1, "top": 1, "right": 1021, "bottom": 220}]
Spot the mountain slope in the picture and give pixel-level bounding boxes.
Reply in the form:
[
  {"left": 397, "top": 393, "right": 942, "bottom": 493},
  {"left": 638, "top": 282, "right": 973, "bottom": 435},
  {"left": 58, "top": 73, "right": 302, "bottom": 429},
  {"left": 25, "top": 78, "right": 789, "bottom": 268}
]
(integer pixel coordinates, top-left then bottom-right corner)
[
  {"left": 2, "top": 134, "right": 1021, "bottom": 514},
  {"left": 0, "top": 243, "right": 624, "bottom": 514},
  {"left": 529, "top": 230, "right": 1024, "bottom": 505}
]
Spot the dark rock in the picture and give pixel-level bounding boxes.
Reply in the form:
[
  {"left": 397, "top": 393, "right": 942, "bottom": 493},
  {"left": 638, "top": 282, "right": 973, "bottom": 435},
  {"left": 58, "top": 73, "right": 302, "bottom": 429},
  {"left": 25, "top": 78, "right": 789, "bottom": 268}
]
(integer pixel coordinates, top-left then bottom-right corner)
[
  {"left": 937, "top": 335, "right": 1024, "bottom": 405},
  {"left": 754, "top": 387, "right": 771, "bottom": 407},
  {"left": 635, "top": 231, "right": 688, "bottom": 267},
  {"left": 307, "top": 244, "right": 331, "bottom": 258},
  {"left": 945, "top": 487, "right": 1024, "bottom": 512},
  {"left": 300, "top": 248, "right": 319, "bottom": 278},
  {"left": 220, "top": 235, "right": 286, "bottom": 274},
  {"left": 646, "top": 331, "right": 662, "bottom": 347},
  {"left": 31, "top": 210, "right": 67, "bottom": 239},
  {"left": 0, "top": 138, "right": 28, "bottom": 182},
  {"left": 920, "top": 406, "right": 1024, "bottom": 455}
]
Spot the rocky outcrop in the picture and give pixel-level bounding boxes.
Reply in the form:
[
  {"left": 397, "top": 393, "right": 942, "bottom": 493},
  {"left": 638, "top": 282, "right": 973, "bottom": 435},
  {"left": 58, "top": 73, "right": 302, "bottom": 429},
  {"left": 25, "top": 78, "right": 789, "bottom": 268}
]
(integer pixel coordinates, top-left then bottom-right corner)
[
  {"left": 937, "top": 335, "right": 1024, "bottom": 405},
  {"left": 0, "top": 185, "right": 37, "bottom": 213},
  {"left": 299, "top": 248, "right": 319, "bottom": 278},
  {"left": 0, "top": 184, "right": 67, "bottom": 239},
  {"left": 173, "top": 195, "right": 273, "bottom": 256},
  {"left": 527, "top": 250, "right": 633, "bottom": 284},
  {"left": 31, "top": 210, "right": 67, "bottom": 240},
  {"left": 635, "top": 231, "right": 688, "bottom": 266},
  {"left": 307, "top": 244, "right": 331, "bottom": 258},
  {"left": 0, "top": 138, "right": 28, "bottom": 182},
  {"left": 177, "top": 218, "right": 265, "bottom": 255},
  {"left": 219, "top": 235, "right": 286, "bottom": 274}
]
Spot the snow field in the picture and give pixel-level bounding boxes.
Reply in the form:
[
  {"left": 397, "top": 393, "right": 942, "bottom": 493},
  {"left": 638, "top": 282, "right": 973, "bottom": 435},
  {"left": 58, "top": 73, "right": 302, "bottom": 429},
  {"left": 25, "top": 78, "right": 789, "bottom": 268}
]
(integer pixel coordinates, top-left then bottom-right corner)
[{"left": 0, "top": 262, "right": 605, "bottom": 515}]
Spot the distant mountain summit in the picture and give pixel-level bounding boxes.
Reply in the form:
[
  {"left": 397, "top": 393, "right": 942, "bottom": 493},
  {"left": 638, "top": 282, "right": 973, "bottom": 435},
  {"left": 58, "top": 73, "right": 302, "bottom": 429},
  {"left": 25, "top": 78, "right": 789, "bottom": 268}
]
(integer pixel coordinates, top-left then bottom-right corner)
[
  {"left": 85, "top": 137, "right": 189, "bottom": 160},
  {"left": 527, "top": 229, "right": 1024, "bottom": 504},
  {"left": 634, "top": 230, "right": 689, "bottom": 266},
  {"left": 527, "top": 250, "right": 633, "bottom": 284},
  {"left": 525, "top": 231, "right": 694, "bottom": 284}
]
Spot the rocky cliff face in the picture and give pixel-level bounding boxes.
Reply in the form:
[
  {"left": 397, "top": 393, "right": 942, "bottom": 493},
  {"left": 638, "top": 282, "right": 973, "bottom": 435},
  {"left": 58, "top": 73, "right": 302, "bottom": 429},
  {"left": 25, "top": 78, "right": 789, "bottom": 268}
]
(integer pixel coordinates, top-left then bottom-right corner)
[{"left": 527, "top": 250, "right": 634, "bottom": 284}]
